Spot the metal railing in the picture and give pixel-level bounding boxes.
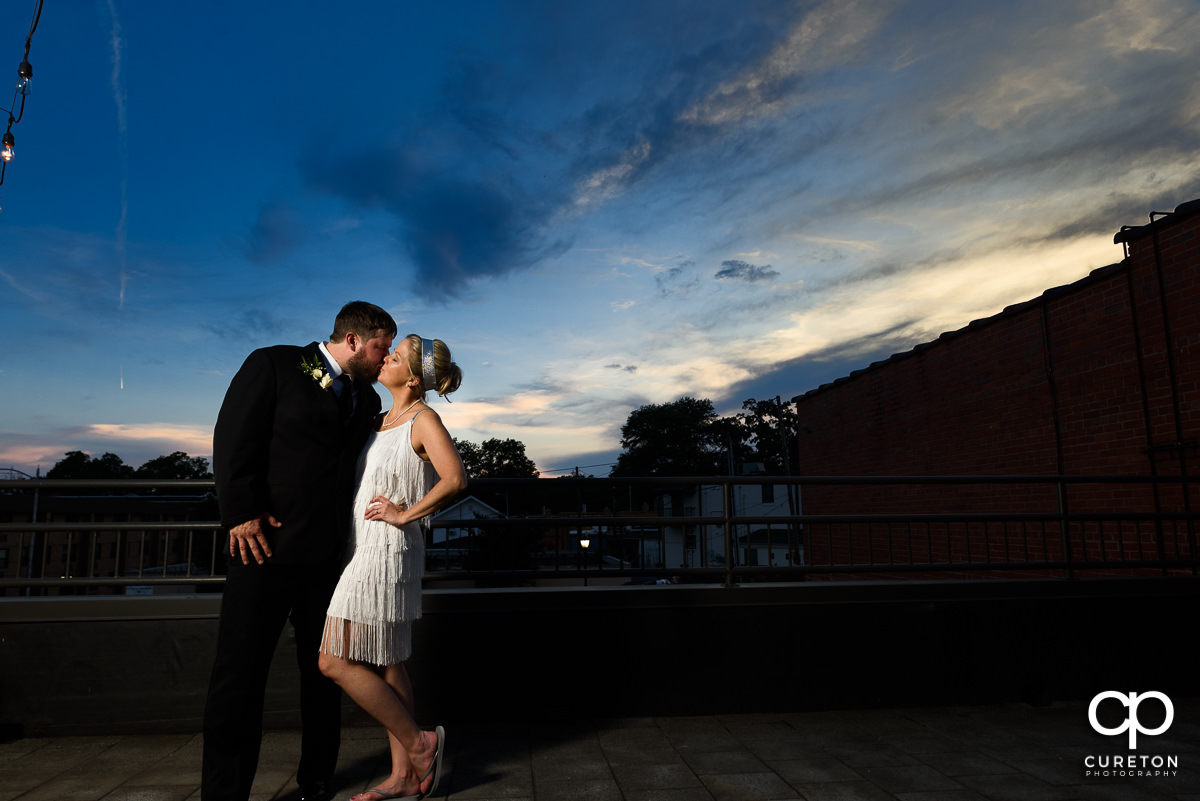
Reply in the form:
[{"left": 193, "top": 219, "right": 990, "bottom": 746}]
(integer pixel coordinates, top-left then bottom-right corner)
[{"left": 1, "top": 475, "right": 1196, "bottom": 594}]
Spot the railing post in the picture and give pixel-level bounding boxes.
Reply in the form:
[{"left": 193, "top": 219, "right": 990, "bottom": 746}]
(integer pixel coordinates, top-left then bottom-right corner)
[
  {"left": 1057, "top": 477, "right": 1073, "bottom": 579},
  {"left": 722, "top": 479, "right": 735, "bottom": 587}
]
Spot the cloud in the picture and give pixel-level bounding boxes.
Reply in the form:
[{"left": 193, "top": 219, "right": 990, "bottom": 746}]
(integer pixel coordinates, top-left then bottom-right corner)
[
  {"left": 243, "top": 201, "right": 302, "bottom": 265},
  {"left": 204, "top": 307, "right": 297, "bottom": 343},
  {"left": 680, "top": 0, "right": 898, "bottom": 126},
  {"left": 0, "top": 423, "right": 214, "bottom": 474},
  {"left": 715, "top": 259, "right": 780, "bottom": 283},
  {"left": 295, "top": 0, "right": 809, "bottom": 299},
  {"left": 656, "top": 264, "right": 699, "bottom": 296},
  {"left": 301, "top": 140, "right": 573, "bottom": 299}
]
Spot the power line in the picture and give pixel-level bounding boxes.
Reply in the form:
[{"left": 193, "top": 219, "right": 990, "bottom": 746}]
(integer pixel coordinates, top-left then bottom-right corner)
[{"left": 539, "top": 462, "right": 618, "bottom": 476}]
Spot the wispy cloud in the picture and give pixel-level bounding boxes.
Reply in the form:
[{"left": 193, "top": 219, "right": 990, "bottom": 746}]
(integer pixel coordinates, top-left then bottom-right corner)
[
  {"left": 106, "top": 0, "right": 129, "bottom": 312},
  {"left": 243, "top": 201, "right": 302, "bottom": 265},
  {"left": 715, "top": 259, "right": 780, "bottom": 283}
]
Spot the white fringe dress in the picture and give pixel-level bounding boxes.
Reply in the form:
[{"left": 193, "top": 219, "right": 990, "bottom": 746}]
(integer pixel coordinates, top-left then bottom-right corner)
[{"left": 321, "top": 411, "right": 436, "bottom": 666}]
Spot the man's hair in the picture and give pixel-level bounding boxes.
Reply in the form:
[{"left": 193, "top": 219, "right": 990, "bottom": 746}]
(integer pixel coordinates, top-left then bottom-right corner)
[{"left": 330, "top": 301, "right": 397, "bottom": 343}]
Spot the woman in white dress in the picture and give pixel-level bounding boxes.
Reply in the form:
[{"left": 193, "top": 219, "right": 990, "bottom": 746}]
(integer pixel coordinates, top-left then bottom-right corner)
[{"left": 319, "top": 335, "right": 466, "bottom": 801}]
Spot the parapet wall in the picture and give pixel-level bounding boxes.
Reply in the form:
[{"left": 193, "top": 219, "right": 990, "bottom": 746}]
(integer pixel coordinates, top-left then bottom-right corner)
[{"left": 2, "top": 579, "right": 1196, "bottom": 737}]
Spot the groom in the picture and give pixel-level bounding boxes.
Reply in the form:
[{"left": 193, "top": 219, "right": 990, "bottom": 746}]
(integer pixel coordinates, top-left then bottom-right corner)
[{"left": 202, "top": 301, "right": 396, "bottom": 801}]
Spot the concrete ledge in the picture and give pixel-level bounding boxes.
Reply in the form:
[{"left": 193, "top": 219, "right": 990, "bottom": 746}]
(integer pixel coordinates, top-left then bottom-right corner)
[{"left": 2, "top": 578, "right": 1197, "bottom": 736}]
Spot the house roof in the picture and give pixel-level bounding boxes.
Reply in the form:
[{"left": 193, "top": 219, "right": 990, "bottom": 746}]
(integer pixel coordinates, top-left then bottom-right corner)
[{"left": 433, "top": 494, "right": 504, "bottom": 520}]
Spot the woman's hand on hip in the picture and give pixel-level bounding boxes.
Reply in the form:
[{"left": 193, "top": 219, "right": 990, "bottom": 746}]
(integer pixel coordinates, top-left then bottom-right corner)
[{"left": 365, "top": 494, "right": 408, "bottom": 527}]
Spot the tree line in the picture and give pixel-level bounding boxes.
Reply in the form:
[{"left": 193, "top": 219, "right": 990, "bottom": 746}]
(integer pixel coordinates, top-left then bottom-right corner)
[{"left": 41, "top": 395, "right": 795, "bottom": 480}]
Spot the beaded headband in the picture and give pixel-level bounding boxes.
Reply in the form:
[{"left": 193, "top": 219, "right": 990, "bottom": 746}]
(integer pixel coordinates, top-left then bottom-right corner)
[{"left": 420, "top": 337, "right": 436, "bottom": 394}]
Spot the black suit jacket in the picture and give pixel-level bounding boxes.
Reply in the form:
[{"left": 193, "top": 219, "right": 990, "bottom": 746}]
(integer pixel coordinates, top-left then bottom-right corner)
[{"left": 213, "top": 342, "right": 381, "bottom": 564}]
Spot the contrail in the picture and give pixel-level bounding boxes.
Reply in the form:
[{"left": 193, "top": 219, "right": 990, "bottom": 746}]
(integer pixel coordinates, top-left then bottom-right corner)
[{"left": 106, "top": 0, "right": 128, "bottom": 311}]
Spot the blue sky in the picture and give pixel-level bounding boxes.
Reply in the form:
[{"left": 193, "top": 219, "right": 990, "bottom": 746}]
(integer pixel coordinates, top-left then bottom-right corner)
[{"left": 2, "top": 0, "right": 1199, "bottom": 477}]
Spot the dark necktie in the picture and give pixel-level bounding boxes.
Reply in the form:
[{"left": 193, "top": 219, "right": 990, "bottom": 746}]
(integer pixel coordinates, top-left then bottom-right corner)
[{"left": 334, "top": 374, "right": 353, "bottom": 421}]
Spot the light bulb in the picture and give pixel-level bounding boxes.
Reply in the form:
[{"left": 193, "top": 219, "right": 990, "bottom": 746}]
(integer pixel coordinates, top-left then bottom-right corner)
[
  {"left": 1, "top": 132, "right": 13, "bottom": 163},
  {"left": 16, "top": 61, "right": 31, "bottom": 96}
]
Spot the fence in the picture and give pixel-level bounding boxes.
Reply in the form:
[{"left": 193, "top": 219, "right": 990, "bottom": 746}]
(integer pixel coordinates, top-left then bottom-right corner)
[{"left": 0, "top": 475, "right": 1196, "bottom": 594}]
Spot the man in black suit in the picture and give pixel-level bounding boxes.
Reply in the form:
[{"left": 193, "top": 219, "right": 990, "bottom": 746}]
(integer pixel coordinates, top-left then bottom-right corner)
[{"left": 203, "top": 301, "right": 397, "bottom": 801}]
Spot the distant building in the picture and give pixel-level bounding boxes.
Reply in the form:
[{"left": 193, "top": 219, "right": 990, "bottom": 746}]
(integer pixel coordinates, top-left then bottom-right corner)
[
  {"left": 656, "top": 465, "right": 799, "bottom": 570},
  {"left": 0, "top": 487, "right": 218, "bottom": 596}
]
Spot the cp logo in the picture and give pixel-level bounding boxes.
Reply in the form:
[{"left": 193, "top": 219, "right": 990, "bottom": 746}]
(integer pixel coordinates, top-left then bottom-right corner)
[{"left": 1088, "top": 691, "right": 1174, "bottom": 749}]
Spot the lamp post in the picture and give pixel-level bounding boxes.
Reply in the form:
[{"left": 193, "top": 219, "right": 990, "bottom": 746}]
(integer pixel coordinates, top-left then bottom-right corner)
[{"left": 579, "top": 535, "right": 590, "bottom": 587}]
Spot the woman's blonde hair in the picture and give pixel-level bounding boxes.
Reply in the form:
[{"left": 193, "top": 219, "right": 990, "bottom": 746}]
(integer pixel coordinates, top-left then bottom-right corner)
[{"left": 405, "top": 334, "right": 463, "bottom": 399}]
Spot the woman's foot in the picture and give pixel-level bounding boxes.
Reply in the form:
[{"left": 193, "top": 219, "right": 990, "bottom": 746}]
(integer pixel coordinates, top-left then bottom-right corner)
[
  {"left": 349, "top": 785, "right": 420, "bottom": 801},
  {"left": 415, "top": 726, "right": 445, "bottom": 797}
]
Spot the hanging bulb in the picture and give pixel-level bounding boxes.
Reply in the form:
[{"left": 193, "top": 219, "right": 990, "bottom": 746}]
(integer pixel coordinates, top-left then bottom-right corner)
[
  {"left": 16, "top": 60, "right": 31, "bottom": 96},
  {"left": 2, "top": 131, "right": 13, "bottom": 162}
]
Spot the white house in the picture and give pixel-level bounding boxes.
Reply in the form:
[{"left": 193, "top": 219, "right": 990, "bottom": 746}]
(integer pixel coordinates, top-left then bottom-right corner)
[{"left": 656, "top": 465, "right": 801, "bottom": 569}]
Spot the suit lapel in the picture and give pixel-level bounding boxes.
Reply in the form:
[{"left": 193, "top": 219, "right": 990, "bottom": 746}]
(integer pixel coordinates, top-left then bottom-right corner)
[{"left": 300, "top": 341, "right": 343, "bottom": 423}]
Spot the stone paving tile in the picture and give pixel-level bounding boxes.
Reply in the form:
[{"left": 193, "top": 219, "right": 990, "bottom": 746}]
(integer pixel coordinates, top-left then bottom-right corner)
[
  {"left": 528, "top": 756, "right": 612, "bottom": 783},
  {"left": 786, "top": 780, "right": 896, "bottom": 800},
  {"left": 739, "top": 733, "right": 828, "bottom": 762},
  {"left": 679, "top": 749, "right": 769, "bottom": 777},
  {"left": 854, "top": 764, "right": 965, "bottom": 794},
  {"left": 893, "top": 792, "right": 991, "bottom": 801},
  {"left": 610, "top": 760, "right": 704, "bottom": 793},
  {"left": 710, "top": 717, "right": 785, "bottom": 739},
  {"left": 657, "top": 718, "right": 743, "bottom": 754},
  {"left": 622, "top": 789, "right": 715, "bottom": 801},
  {"left": 1005, "top": 756, "right": 1088, "bottom": 786},
  {"left": 596, "top": 724, "right": 674, "bottom": 754},
  {"left": 887, "top": 730, "right": 970, "bottom": 755},
  {"left": 699, "top": 771, "right": 799, "bottom": 801},
  {"left": 601, "top": 745, "right": 685, "bottom": 768},
  {"left": 125, "top": 734, "right": 205, "bottom": 787},
  {"left": 954, "top": 772, "right": 1080, "bottom": 801},
  {"left": 444, "top": 762, "right": 533, "bottom": 798},
  {"left": 823, "top": 742, "right": 923, "bottom": 768},
  {"left": 916, "top": 751, "right": 1020, "bottom": 777},
  {"left": 530, "top": 778, "right": 622, "bottom": 801},
  {"left": 767, "top": 757, "right": 863, "bottom": 785},
  {"left": 97, "top": 789, "right": 197, "bottom": 801},
  {"left": 4, "top": 703, "right": 1199, "bottom": 801}
]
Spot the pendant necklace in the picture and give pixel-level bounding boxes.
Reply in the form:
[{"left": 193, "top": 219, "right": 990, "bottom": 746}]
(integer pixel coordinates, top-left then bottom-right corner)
[{"left": 381, "top": 398, "right": 421, "bottom": 429}]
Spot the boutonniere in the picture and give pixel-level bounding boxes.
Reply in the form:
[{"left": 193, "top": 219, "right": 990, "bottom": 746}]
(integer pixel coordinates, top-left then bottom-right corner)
[{"left": 299, "top": 354, "right": 334, "bottom": 390}]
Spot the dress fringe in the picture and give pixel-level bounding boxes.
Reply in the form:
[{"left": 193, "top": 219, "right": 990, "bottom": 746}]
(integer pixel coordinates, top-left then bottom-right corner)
[{"left": 320, "top": 418, "right": 436, "bottom": 667}]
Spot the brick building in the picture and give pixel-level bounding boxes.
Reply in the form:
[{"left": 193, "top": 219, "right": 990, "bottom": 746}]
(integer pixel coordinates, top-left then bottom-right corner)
[{"left": 792, "top": 199, "right": 1199, "bottom": 577}]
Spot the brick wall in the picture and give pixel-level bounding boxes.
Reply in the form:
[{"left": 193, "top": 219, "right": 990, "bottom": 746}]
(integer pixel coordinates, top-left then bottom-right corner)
[{"left": 793, "top": 199, "right": 1200, "bottom": 576}]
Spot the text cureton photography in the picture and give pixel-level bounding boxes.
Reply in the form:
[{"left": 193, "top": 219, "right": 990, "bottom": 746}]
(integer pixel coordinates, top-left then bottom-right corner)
[{"left": 1085, "top": 691, "right": 1179, "bottom": 779}]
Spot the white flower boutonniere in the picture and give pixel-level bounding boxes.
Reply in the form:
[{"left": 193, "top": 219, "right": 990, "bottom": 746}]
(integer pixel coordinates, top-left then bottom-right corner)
[{"left": 299, "top": 354, "right": 335, "bottom": 390}]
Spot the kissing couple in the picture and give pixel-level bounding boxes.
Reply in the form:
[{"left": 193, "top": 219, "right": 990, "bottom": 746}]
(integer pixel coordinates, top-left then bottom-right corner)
[{"left": 203, "top": 301, "right": 467, "bottom": 801}]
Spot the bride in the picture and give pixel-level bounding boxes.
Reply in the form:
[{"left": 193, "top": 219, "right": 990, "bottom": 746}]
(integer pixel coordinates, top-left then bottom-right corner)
[{"left": 318, "top": 335, "right": 466, "bottom": 801}]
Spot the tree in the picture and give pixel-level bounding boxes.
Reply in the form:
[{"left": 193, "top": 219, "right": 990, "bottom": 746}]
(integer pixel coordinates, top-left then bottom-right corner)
[
  {"left": 453, "top": 437, "right": 539, "bottom": 478},
  {"left": 136, "top": 451, "right": 213, "bottom": 479},
  {"left": 735, "top": 397, "right": 799, "bottom": 475},
  {"left": 46, "top": 450, "right": 134, "bottom": 479},
  {"left": 611, "top": 397, "right": 730, "bottom": 476}
]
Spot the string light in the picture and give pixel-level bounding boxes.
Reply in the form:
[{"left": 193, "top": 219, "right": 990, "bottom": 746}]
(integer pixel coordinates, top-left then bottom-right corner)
[
  {"left": 0, "top": 0, "right": 45, "bottom": 211},
  {"left": 16, "top": 60, "right": 32, "bottom": 96}
]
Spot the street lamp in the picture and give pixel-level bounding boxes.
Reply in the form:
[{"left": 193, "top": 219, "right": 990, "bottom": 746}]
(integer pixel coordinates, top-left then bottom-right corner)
[{"left": 579, "top": 535, "right": 590, "bottom": 587}]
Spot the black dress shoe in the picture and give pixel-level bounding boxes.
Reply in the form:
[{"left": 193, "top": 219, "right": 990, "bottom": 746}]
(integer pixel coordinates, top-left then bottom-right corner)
[{"left": 297, "top": 781, "right": 332, "bottom": 801}]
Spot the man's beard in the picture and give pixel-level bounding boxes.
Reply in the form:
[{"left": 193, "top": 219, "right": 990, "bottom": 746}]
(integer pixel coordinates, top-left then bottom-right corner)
[{"left": 344, "top": 350, "right": 380, "bottom": 384}]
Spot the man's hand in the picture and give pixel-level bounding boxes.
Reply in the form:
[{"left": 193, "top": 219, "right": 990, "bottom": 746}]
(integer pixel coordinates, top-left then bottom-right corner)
[{"left": 229, "top": 516, "right": 281, "bottom": 564}]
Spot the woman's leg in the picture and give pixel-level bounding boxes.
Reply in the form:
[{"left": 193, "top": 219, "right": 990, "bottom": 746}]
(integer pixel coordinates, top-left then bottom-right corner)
[
  {"left": 318, "top": 623, "right": 438, "bottom": 797},
  {"left": 382, "top": 662, "right": 414, "bottom": 784}
]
